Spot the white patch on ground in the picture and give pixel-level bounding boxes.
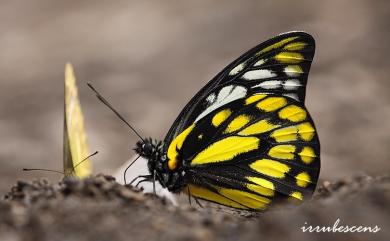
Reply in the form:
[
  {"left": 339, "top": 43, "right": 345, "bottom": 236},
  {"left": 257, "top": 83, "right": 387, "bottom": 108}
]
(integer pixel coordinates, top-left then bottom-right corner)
[{"left": 114, "top": 155, "right": 177, "bottom": 205}]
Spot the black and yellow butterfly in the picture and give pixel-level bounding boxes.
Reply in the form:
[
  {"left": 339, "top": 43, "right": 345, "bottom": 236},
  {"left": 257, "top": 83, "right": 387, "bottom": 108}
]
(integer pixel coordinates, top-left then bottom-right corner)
[{"left": 92, "top": 31, "right": 320, "bottom": 211}]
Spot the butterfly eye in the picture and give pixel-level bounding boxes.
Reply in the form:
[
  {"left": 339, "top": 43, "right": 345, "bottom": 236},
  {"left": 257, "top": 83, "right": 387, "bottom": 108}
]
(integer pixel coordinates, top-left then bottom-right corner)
[{"left": 143, "top": 143, "right": 153, "bottom": 155}]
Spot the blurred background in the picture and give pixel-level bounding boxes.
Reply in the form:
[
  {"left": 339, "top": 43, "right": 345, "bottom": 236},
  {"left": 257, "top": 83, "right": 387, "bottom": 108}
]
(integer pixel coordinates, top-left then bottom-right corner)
[{"left": 0, "top": 0, "right": 389, "bottom": 194}]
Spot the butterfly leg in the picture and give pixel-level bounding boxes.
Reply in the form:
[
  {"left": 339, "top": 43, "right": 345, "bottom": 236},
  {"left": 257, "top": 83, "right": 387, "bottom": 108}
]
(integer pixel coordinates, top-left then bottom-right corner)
[
  {"left": 194, "top": 196, "right": 204, "bottom": 208},
  {"left": 187, "top": 186, "right": 192, "bottom": 206},
  {"left": 129, "top": 174, "right": 152, "bottom": 185},
  {"left": 152, "top": 171, "right": 157, "bottom": 196},
  {"left": 135, "top": 178, "right": 152, "bottom": 187},
  {"left": 186, "top": 186, "right": 203, "bottom": 208},
  {"left": 123, "top": 155, "right": 142, "bottom": 184}
]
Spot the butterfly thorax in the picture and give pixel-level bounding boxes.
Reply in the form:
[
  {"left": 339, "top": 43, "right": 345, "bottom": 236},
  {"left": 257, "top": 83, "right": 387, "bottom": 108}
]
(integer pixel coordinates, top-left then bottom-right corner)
[{"left": 134, "top": 138, "right": 188, "bottom": 192}]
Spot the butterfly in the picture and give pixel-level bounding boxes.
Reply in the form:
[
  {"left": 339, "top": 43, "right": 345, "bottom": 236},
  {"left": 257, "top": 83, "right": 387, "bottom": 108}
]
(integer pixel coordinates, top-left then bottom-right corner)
[
  {"left": 91, "top": 31, "right": 320, "bottom": 211},
  {"left": 64, "top": 63, "right": 93, "bottom": 177},
  {"left": 24, "top": 63, "right": 94, "bottom": 178}
]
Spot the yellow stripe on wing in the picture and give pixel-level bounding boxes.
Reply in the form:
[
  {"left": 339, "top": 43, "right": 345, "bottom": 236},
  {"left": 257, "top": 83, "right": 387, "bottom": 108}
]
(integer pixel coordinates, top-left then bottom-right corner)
[
  {"left": 295, "top": 172, "right": 312, "bottom": 188},
  {"left": 268, "top": 145, "right": 296, "bottom": 160},
  {"left": 239, "top": 119, "right": 280, "bottom": 136},
  {"left": 186, "top": 184, "right": 249, "bottom": 209},
  {"left": 245, "top": 94, "right": 267, "bottom": 105},
  {"left": 191, "top": 136, "right": 259, "bottom": 165},
  {"left": 224, "top": 115, "right": 251, "bottom": 133},
  {"left": 299, "top": 146, "right": 316, "bottom": 164},
  {"left": 270, "top": 122, "right": 316, "bottom": 143},
  {"left": 256, "top": 97, "right": 287, "bottom": 112},
  {"left": 278, "top": 105, "right": 307, "bottom": 122},
  {"left": 275, "top": 52, "right": 304, "bottom": 64},
  {"left": 246, "top": 177, "right": 275, "bottom": 197},
  {"left": 167, "top": 124, "right": 195, "bottom": 170},
  {"left": 219, "top": 188, "right": 270, "bottom": 210},
  {"left": 284, "top": 42, "right": 307, "bottom": 51},
  {"left": 257, "top": 37, "right": 298, "bottom": 55},
  {"left": 212, "top": 109, "right": 232, "bottom": 127},
  {"left": 289, "top": 191, "right": 303, "bottom": 201},
  {"left": 188, "top": 184, "right": 272, "bottom": 210},
  {"left": 249, "top": 159, "right": 290, "bottom": 179}
]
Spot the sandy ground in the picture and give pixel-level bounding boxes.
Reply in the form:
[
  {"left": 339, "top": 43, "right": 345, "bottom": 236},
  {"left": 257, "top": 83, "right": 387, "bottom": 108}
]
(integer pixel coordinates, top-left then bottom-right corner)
[
  {"left": 0, "top": 0, "right": 389, "bottom": 203},
  {"left": 0, "top": 174, "right": 389, "bottom": 241}
]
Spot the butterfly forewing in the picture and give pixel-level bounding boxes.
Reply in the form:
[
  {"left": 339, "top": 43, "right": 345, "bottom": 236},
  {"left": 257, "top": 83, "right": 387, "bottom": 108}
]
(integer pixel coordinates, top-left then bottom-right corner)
[
  {"left": 164, "top": 32, "right": 315, "bottom": 148},
  {"left": 64, "top": 63, "right": 92, "bottom": 178}
]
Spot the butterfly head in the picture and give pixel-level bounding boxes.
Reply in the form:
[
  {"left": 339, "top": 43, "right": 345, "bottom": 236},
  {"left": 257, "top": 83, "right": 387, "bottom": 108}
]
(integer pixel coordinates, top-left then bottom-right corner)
[
  {"left": 134, "top": 138, "right": 154, "bottom": 157},
  {"left": 134, "top": 138, "right": 187, "bottom": 192}
]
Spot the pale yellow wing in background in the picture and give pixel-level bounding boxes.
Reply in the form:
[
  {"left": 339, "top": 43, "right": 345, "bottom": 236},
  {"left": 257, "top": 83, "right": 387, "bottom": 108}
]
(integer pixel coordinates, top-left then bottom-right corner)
[{"left": 64, "top": 63, "right": 92, "bottom": 177}]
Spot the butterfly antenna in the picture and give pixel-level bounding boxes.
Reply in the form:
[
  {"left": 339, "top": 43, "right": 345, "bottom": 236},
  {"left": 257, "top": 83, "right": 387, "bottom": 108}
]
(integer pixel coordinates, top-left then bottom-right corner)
[
  {"left": 123, "top": 154, "right": 141, "bottom": 184},
  {"left": 73, "top": 151, "right": 99, "bottom": 171},
  {"left": 23, "top": 151, "right": 98, "bottom": 176},
  {"left": 87, "top": 83, "right": 145, "bottom": 142},
  {"left": 22, "top": 168, "right": 64, "bottom": 175}
]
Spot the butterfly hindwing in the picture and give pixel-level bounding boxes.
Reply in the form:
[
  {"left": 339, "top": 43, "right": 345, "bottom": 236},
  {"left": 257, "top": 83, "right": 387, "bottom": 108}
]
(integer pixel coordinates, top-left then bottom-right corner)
[{"left": 169, "top": 93, "right": 319, "bottom": 210}]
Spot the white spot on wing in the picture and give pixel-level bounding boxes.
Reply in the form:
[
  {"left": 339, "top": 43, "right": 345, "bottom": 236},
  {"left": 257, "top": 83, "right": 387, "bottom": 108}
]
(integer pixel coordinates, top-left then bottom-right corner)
[
  {"left": 284, "top": 93, "right": 299, "bottom": 100},
  {"left": 229, "top": 62, "right": 246, "bottom": 76},
  {"left": 253, "top": 80, "right": 282, "bottom": 89},
  {"left": 284, "top": 66, "right": 301, "bottom": 77},
  {"left": 217, "top": 85, "right": 234, "bottom": 100},
  {"left": 195, "top": 85, "right": 247, "bottom": 122},
  {"left": 206, "top": 93, "right": 216, "bottom": 103},
  {"left": 253, "top": 59, "right": 266, "bottom": 67},
  {"left": 283, "top": 79, "right": 301, "bottom": 90},
  {"left": 242, "top": 69, "right": 276, "bottom": 80}
]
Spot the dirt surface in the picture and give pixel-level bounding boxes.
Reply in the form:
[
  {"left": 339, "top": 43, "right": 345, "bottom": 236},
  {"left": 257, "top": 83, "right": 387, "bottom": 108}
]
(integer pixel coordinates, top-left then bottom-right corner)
[{"left": 0, "top": 174, "right": 388, "bottom": 241}]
